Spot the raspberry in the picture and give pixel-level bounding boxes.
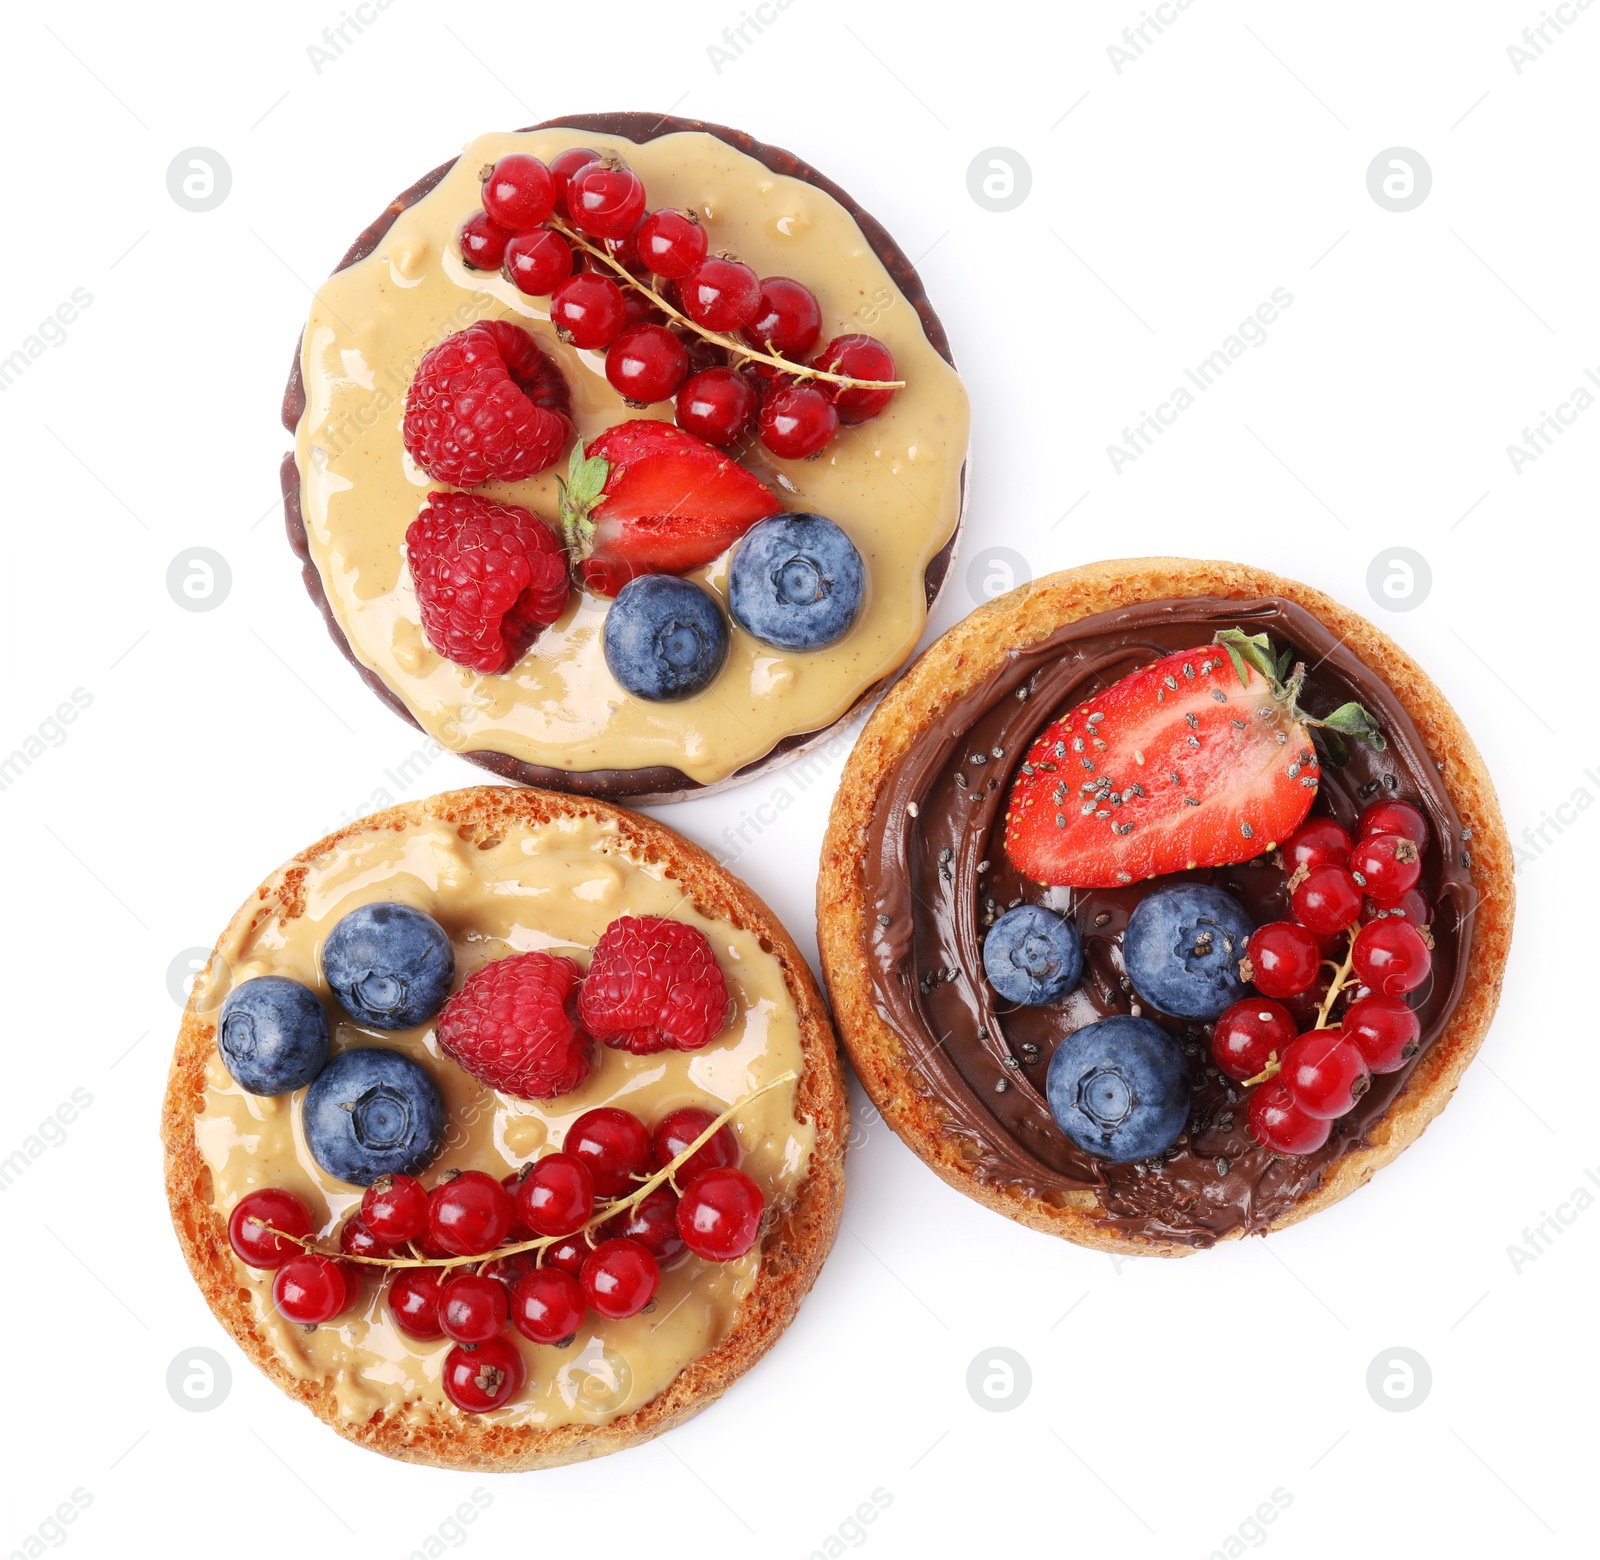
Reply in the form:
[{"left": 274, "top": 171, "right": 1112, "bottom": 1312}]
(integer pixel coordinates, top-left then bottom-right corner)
[
  {"left": 402, "top": 320, "right": 571, "bottom": 487},
  {"left": 578, "top": 916, "right": 730, "bottom": 1054},
  {"left": 405, "top": 493, "right": 570, "bottom": 674},
  {"left": 436, "top": 951, "right": 594, "bottom": 1099}
]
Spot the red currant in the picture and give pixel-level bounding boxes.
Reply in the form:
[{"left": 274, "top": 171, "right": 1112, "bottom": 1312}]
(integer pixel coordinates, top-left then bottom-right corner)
[
  {"left": 1247, "top": 1079, "right": 1332, "bottom": 1155},
  {"left": 273, "top": 1254, "right": 349, "bottom": 1326},
  {"left": 442, "top": 1335, "right": 524, "bottom": 1413},
  {"left": 759, "top": 382, "right": 838, "bottom": 459},
  {"left": 812, "top": 334, "right": 896, "bottom": 422},
  {"left": 1291, "top": 865, "right": 1363, "bottom": 936},
  {"left": 605, "top": 323, "right": 689, "bottom": 404},
  {"left": 550, "top": 271, "right": 627, "bottom": 350},
  {"left": 565, "top": 1108, "right": 652, "bottom": 1197},
  {"left": 637, "top": 209, "right": 707, "bottom": 278},
  {"left": 480, "top": 153, "right": 555, "bottom": 232},
  {"left": 602, "top": 223, "right": 646, "bottom": 275},
  {"left": 568, "top": 161, "right": 647, "bottom": 240},
  {"left": 1365, "top": 887, "right": 1430, "bottom": 925},
  {"left": 504, "top": 228, "right": 573, "bottom": 296},
  {"left": 604, "top": 1186, "right": 684, "bottom": 1262},
  {"left": 1349, "top": 833, "right": 1421, "bottom": 901},
  {"left": 677, "top": 1167, "right": 764, "bottom": 1261},
  {"left": 542, "top": 1235, "right": 590, "bottom": 1278},
  {"left": 429, "top": 1171, "right": 515, "bottom": 1257},
  {"left": 683, "top": 335, "right": 728, "bottom": 376},
  {"left": 743, "top": 277, "right": 822, "bottom": 358},
  {"left": 500, "top": 1173, "right": 535, "bottom": 1241},
  {"left": 228, "top": 1189, "right": 311, "bottom": 1270},
  {"left": 1343, "top": 994, "right": 1422, "bottom": 1073},
  {"left": 387, "top": 1267, "right": 446, "bottom": 1340},
  {"left": 580, "top": 1238, "right": 659, "bottom": 1318},
  {"left": 1245, "top": 922, "right": 1320, "bottom": 998},
  {"left": 1283, "top": 816, "right": 1352, "bottom": 874},
  {"left": 459, "top": 211, "right": 511, "bottom": 272},
  {"left": 652, "top": 1106, "right": 740, "bottom": 1183},
  {"left": 361, "top": 1173, "right": 428, "bottom": 1243},
  {"left": 482, "top": 1248, "right": 537, "bottom": 1288},
  {"left": 681, "top": 255, "right": 762, "bottom": 331},
  {"left": 549, "top": 146, "right": 600, "bottom": 218},
  {"left": 439, "top": 1272, "right": 510, "bottom": 1345},
  {"left": 1278, "top": 1029, "right": 1370, "bottom": 1118},
  {"left": 620, "top": 288, "right": 663, "bottom": 329},
  {"left": 1358, "top": 798, "right": 1430, "bottom": 854},
  {"left": 514, "top": 1152, "right": 594, "bottom": 1238},
  {"left": 339, "top": 1216, "right": 394, "bottom": 1262},
  {"left": 1352, "top": 919, "right": 1432, "bottom": 997},
  {"left": 675, "top": 367, "right": 758, "bottom": 446},
  {"left": 510, "top": 1267, "right": 586, "bottom": 1344},
  {"left": 1211, "top": 999, "right": 1298, "bottom": 1082}
]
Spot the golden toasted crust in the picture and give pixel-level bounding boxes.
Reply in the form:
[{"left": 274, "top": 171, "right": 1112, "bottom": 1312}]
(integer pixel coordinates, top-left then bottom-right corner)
[
  {"left": 162, "top": 785, "right": 848, "bottom": 1468},
  {"left": 818, "top": 558, "right": 1514, "bottom": 1256}
]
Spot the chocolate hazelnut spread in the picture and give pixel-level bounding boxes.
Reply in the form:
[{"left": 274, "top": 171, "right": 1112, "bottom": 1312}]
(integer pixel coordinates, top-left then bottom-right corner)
[{"left": 862, "top": 596, "right": 1475, "bottom": 1247}]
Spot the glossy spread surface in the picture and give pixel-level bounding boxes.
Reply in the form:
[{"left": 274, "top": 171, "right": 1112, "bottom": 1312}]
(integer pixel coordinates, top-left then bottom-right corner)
[
  {"left": 294, "top": 128, "right": 969, "bottom": 785},
  {"left": 863, "top": 596, "right": 1475, "bottom": 1247},
  {"left": 190, "top": 810, "right": 814, "bottom": 1428}
]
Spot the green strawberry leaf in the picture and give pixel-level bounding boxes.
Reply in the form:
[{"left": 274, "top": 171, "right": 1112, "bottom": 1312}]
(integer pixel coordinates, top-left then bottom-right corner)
[
  {"left": 1213, "top": 628, "right": 1279, "bottom": 689},
  {"left": 556, "top": 446, "right": 611, "bottom": 560},
  {"left": 1314, "top": 700, "right": 1388, "bottom": 751}
]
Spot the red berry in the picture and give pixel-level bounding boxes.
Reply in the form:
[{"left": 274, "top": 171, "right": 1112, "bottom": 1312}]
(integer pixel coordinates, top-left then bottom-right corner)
[
  {"left": 1343, "top": 994, "right": 1422, "bottom": 1073},
  {"left": 743, "top": 277, "right": 822, "bottom": 358},
  {"left": 428, "top": 1171, "right": 515, "bottom": 1257},
  {"left": 439, "top": 1272, "right": 510, "bottom": 1345},
  {"left": 1365, "top": 887, "right": 1431, "bottom": 926},
  {"left": 436, "top": 950, "right": 593, "bottom": 1100},
  {"left": 550, "top": 271, "right": 627, "bottom": 349},
  {"left": 676, "top": 1167, "right": 763, "bottom": 1261},
  {"left": 812, "top": 334, "right": 897, "bottom": 422},
  {"left": 637, "top": 209, "right": 707, "bottom": 278},
  {"left": 675, "top": 366, "right": 758, "bottom": 446},
  {"left": 361, "top": 1173, "right": 429, "bottom": 1243},
  {"left": 480, "top": 153, "right": 555, "bottom": 232},
  {"left": 1278, "top": 1028, "right": 1370, "bottom": 1118},
  {"left": 228, "top": 1189, "right": 312, "bottom": 1270},
  {"left": 503, "top": 228, "right": 574, "bottom": 296},
  {"left": 387, "top": 1267, "right": 446, "bottom": 1339},
  {"left": 1211, "top": 999, "right": 1298, "bottom": 1082},
  {"left": 759, "top": 381, "right": 838, "bottom": 459},
  {"left": 605, "top": 324, "right": 689, "bottom": 404},
  {"left": 1350, "top": 833, "right": 1422, "bottom": 902},
  {"left": 568, "top": 162, "right": 647, "bottom": 240},
  {"left": 1291, "top": 865, "right": 1363, "bottom": 937},
  {"left": 1248, "top": 1079, "right": 1332, "bottom": 1155},
  {"left": 684, "top": 336, "right": 729, "bottom": 376},
  {"left": 339, "top": 1216, "right": 394, "bottom": 1262},
  {"left": 482, "top": 1247, "right": 537, "bottom": 1289},
  {"left": 1352, "top": 919, "right": 1432, "bottom": 997},
  {"left": 578, "top": 916, "right": 731, "bottom": 1056},
  {"left": 1245, "top": 921, "right": 1320, "bottom": 998},
  {"left": 542, "top": 1235, "right": 590, "bottom": 1278},
  {"left": 681, "top": 255, "right": 762, "bottom": 331},
  {"left": 580, "top": 1238, "right": 659, "bottom": 1319},
  {"left": 550, "top": 147, "right": 600, "bottom": 218},
  {"left": 602, "top": 223, "right": 646, "bottom": 275},
  {"left": 513, "top": 1152, "right": 594, "bottom": 1238},
  {"left": 604, "top": 1185, "right": 684, "bottom": 1262},
  {"left": 510, "top": 1267, "right": 585, "bottom": 1344},
  {"left": 443, "top": 1335, "right": 524, "bottom": 1413},
  {"left": 652, "top": 1106, "right": 740, "bottom": 1183},
  {"left": 273, "top": 1254, "right": 349, "bottom": 1326},
  {"left": 1283, "top": 816, "right": 1352, "bottom": 874},
  {"left": 1358, "top": 799, "right": 1430, "bottom": 854},
  {"left": 564, "top": 1108, "right": 652, "bottom": 1197},
  {"left": 619, "top": 287, "right": 663, "bottom": 329},
  {"left": 458, "top": 211, "right": 511, "bottom": 271}
]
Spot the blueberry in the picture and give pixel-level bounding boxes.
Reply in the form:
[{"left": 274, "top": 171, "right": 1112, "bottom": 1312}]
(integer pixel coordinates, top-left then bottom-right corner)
[
  {"left": 217, "top": 976, "right": 329, "bottom": 1095},
  {"left": 603, "top": 575, "right": 729, "bottom": 700},
  {"left": 1122, "top": 884, "right": 1254, "bottom": 1020},
  {"left": 1046, "top": 1016, "right": 1191, "bottom": 1163},
  {"left": 982, "top": 905, "right": 1082, "bottom": 1005},
  {"left": 322, "top": 902, "right": 455, "bottom": 1030},
  {"left": 727, "top": 513, "right": 865, "bottom": 651},
  {"left": 302, "top": 1046, "right": 446, "bottom": 1185}
]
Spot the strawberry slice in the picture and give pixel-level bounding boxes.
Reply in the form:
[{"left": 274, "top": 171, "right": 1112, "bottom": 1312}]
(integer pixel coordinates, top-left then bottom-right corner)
[
  {"left": 557, "top": 419, "right": 782, "bottom": 597},
  {"left": 1004, "top": 630, "right": 1384, "bottom": 889}
]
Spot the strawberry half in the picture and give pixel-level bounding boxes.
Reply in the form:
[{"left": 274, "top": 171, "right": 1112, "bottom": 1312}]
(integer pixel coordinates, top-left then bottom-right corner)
[
  {"left": 1004, "top": 630, "right": 1383, "bottom": 889},
  {"left": 557, "top": 419, "right": 781, "bottom": 597}
]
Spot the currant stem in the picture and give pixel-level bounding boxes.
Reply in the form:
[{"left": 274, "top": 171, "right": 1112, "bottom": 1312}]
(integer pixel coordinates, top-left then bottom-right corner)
[{"left": 1313, "top": 923, "right": 1361, "bottom": 1031}]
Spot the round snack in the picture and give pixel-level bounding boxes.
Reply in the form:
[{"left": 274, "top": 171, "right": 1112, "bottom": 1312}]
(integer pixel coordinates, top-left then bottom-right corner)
[
  {"left": 818, "top": 558, "right": 1513, "bottom": 1255},
  {"left": 283, "top": 113, "right": 968, "bottom": 802},
  {"left": 163, "top": 787, "right": 846, "bottom": 1467}
]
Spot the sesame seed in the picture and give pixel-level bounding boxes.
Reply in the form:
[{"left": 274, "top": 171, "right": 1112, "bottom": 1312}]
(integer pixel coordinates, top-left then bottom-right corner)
[
  {"left": 1185, "top": 712, "right": 1199, "bottom": 729},
  {"left": 1054, "top": 741, "right": 1067, "bottom": 758},
  {"left": 956, "top": 772, "right": 969, "bottom": 787},
  {"left": 1116, "top": 872, "right": 1132, "bottom": 883},
  {"left": 1089, "top": 711, "right": 1105, "bottom": 723},
  {"left": 992, "top": 747, "right": 1004, "bottom": 759},
  {"left": 1184, "top": 796, "right": 1199, "bottom": 806},
  {"left": 907, "top": 802, "right": 918, "bottom": 817},
  {"left": 1201, "top": 659, "right": 1214, "bottom": 674},
  {"left": 1300, "top": 776, "right": 1317, "bottom": 788},
  {"left": 1134, "top": 749, "right": 1145, "bottom": 765},
  {"left": 1083, "top": 803, "right": 1097, "bottom": 816},
  {"left": 878, "top": 914, "right": 891, "bottom": 926},
  {"left": 1081, "top": 758, "right": 1096, "bottom": 772},
  {"left": 1021, "top": 762, "right": 1034, "bottom": 776},
  {"left": 1164, "top": 675, "right": 1178, "bottom": 690},
  {"left": 1187, "top": 734, "right": 1200, "bottom": 748},
  {"left": 995, "top": 1079, "right": 1009, "bottom": 1093},
  {"left": 1275, "top": 732, "right": 1287, "bottom": 745},
  {"left": 1114, "top": 822, "right": 1132, "bottom": 835},
  {"left": 1170, "top": 771, "right": 1181, "bottom": 784},
  {"left": 1073, "top": 736, "right": 1085, "bottom": 753},
  {"left": 1231, "top": 719, "right": 1246, "bottom": 730},
  {"left": 1094, "top": 808, "right": 1110, "bottom": 818},
  {"left": 1184, "top": 663, "right": 1195, "bottom": 678},
  {"left": 1288, "top": 763, "right": 1301, "bottom": 779},
  {"left": 1015, "top": 686, "right": 1029, "bottom": 700},
  {"left": 1211, "top": 689, "right": 1227, "bottom": 702},
  {"left": 1056, "top": 813, "right": 1067, "bottom": 828},
  {"left": 1094, "top": 738, "right": 1107, "bottom": 751},
  {"left": 971, "top": 753, "right": 987, "bottom": 766},
  {"left": 1241, "top": 822, "right": 1254, "bottom": 839},
  {"left": 939, "top": 847, "right": 953, "bottom": 861},
  {"left": 1094, "top": 912, "right": 1111, "bottom": 927},
  {"left": 978, "top": 860, "right": 990, "bottom": 873}
]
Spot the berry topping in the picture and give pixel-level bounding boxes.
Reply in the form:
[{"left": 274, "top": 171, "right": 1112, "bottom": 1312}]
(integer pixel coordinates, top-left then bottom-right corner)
[
  {"left": 503, "top": 227, "right": 575, "bottom": 296},
  {"left": 1352, "top": 919, "right": 1432, "bottom": 996},
  {"left": 1277, "top": 1029, "right": 1370, "bottom": 1118},
  {"left": 542, "top": 1234, "right": 590, "bottom": 1278},
  {"left": 442, "top": 1335, "right": 524, "bottom": 1414},
  {"left": 637, "top": 209, "right": 707, "bottom": 278},
  {"left": 676, "top": 1168, "right": 764, "bottom": 1261},
  {"left": 564, "top": 1107, "right": 652, "bottom": 1197},
  {"left": 513, "top": 1152, "right": 595, "bottom": 1238},
  {"left": 567, "top": 160, "right": 647, "bottom": 240},
  {"left": 675, "top": 366, "right": 759, "bottom": 446},
  {"left": 550, "top": 270, "right": 628, "bottom": 349},
  {"left": 1211, "top": 1000, "right": 1298, "bottom": 1082},
  {"left": 406, "top": 493, "right": 571, "bottom": 675},
  {"left": 1358, "top": 798, "right": 1430, "bottom": 853},
  {"left": 1247, "top": 1078, "right": 1332, "bottom": 1155},
  {"left": 339, "top": 1215, "right": 394, "bottom": 1262},
  {"left": 743, "top": 277, "right": 822, "bottom": 358},
  {"left": 1122, "top": 884, "right": 1253, "bottom": 1020},
  {"left": 758, "top": 382, "right": 839, "bottom": 459},
  {"left": 272, "top": 1254, "right": 350, "bottom": 1326},
  {"left": 602, "top": 576, "right": 729, "bottom": 701},
  {"left": 605, "top": 1185, "right": 685, "bottom": 1262},
  {"left": 812, "top": 334, "right": 897, "bottom": 422},
  {"left": 438, "top": 1271, "right": 510, "bottom": 1345},
  {"left": 681, "top": 254, "right": 762, "bottom": 331},
  {"left": 387, "top": 1267, "right": 447, "bottom": 1340},
  {"left": 302, "top": 1047, "right": 446, "bottom": 1186},
  {"left": 579, "top": 915, "right": 731, "bottom": 1054},
  {"left": 458, "top": 211, "right": 511, "bottom": 271},
  {"left": 727, "top": 513, "right": 865, "bottom": 651},
  {"left": 581, "top": 1238, "right": 660, "bottom": 1318},
  {"left": 604, "top": 323, "right": 689, "bottom": 405},
  {"left": 479, "top": 153, "right": 555, "bottom": 232},
  {"left": 228, "top": 1189, "right": 312, "bottom": 1270},
  {"left": 402, "top": 320, "right": 572, "bottom": 487},
  {"left": 1349, "top": 833, "right": 1422, "bottom": 902},
  {"left": 549, "top": 146, "right": 601, "bottom": 217},
  {"left": 428, "top": 1170, "right": 516, "bottom": 1257},
  {"left": 217, "top": 976, "right": 329, "bottom": 1096},
  {"left": 322, "top": 903, "right": 455, "bottom": 1030},
  {"left": 651, "top": 1107, "right": 740, "bottom": 1184},
  {"left": 510, "top": 1267, "right": 586, "bottom": 1345},
  {"left": 980, "top": 904, "right": 1084, "bottom": 1006},
  {"left": 1283, "top": 816, "right": 1353, "bottom": 874},
  {"left": 1243, "top": 921, "right": 1320, "bottom": 999},
  {"left": 361, "top": 1173, "right": 430, "bottom": 1244},
  {"left": 1044, "top": 1015, "right": 1191, "bottom": 1163},
  {"left": 1290, "top": 864, "right": 1363, "bottom": 937},
  {"left": 435, "top": 950, "right": 593, "bottom": 1101},
  {"left": 1343, "top": 994, "right": 1422, "bottom": 1073}
]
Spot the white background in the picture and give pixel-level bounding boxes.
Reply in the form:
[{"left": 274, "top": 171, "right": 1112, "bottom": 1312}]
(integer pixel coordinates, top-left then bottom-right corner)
[{"left": 3, "top": 2, "right": 1593, "bottom": 1556}]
